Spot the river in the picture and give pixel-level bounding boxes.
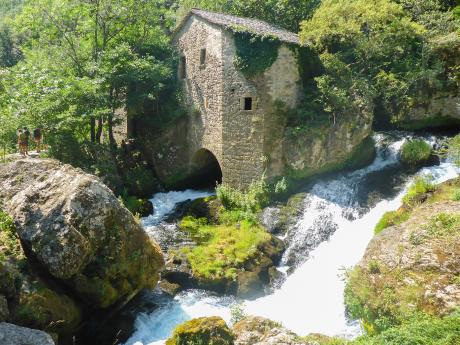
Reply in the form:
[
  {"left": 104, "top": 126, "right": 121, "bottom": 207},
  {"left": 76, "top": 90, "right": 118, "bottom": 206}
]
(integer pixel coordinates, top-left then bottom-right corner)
[{"left": 124, "top": 132, "right": 459, "bottom": 345}]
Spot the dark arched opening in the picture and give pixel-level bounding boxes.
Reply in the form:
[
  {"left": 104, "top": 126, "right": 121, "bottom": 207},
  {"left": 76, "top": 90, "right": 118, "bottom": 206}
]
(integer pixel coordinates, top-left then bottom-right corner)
[{"left": 190, "top": 149, "right": 223, "bottom": 188}]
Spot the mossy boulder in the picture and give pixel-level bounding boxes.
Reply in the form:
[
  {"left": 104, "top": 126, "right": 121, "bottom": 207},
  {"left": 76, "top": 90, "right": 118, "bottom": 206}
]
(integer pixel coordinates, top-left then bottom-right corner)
[
  {"left": 283, "top": 109, "right": 374, "bottom": 180},
  {"left": 0, "top": 159, "right": 164, "bottom": 310},
  {"left": 166, "top": 316, "right": 234, "bottom": 345},
  {"left": 163, "top": 220, "right": 284, "bottom": 298},
  {"left": 0, "top": 210, "right": 82, "bottom": 337},
  {"left": 400, "top": 139, "right": 433, "bottom": 167},
  {"left": 345, "top": 178, "right": 460, "bottom": 333}
]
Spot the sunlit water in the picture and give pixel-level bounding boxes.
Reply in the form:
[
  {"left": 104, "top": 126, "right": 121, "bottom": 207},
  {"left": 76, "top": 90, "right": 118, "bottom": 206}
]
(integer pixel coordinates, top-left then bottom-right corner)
[{"left": 125, "top": 132, "right": 459, "bottom": 345}]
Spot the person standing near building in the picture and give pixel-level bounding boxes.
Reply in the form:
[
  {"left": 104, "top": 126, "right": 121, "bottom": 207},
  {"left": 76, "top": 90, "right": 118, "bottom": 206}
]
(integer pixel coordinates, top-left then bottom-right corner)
[
  {"left": 23, "top": 127, "right": 30, "bottom": 156},
  {"left": 33, "top": 127, "right": 43, "bottom": 153},
  {"left": 17, "top": 129, "right": 27, "bottom": 157}
]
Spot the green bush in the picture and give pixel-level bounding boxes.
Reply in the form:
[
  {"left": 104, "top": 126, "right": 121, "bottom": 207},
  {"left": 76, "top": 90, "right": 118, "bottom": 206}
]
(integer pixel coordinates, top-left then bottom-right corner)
[
  {"left": 451, "top": 189, "right": 460, "bottom": 201},
  {"left": 400, "top": 139, "right": 433, "bottom": 167},
  {"left": 374, "top": 210, "right": 410, "bottom": 234},
  {"left": 402, "top": 176, "right": 436, "bottom": 207},
  {"left": 216, "top": 176, "right": 270, "bottom": 217},
  {"left": 353, "top": 313, "right": 460, "bottom": 345}
]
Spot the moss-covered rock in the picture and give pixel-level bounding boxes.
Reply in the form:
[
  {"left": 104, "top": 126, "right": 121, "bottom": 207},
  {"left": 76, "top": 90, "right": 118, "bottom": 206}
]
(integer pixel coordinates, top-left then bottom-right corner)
[
  {"left": 283, "top": 110, "right": 374, "bottom": 180},
  {"left": 0, "top": 209, "right": 82, "bottom": 336},
  {"left": 166, "top": 316, "right": 234, "bottom": 345},
  {"left": 163, "top": 219, "right": 284, "bottom": 298},
  {"left": 0, "top": 159, "right": 164, "bottom": 310},
  {"left": 13, "top": 274, "right": 82, "bottom": 335},
  {"left": 345, "top": 177, "right": 460, "bottom": 333}
]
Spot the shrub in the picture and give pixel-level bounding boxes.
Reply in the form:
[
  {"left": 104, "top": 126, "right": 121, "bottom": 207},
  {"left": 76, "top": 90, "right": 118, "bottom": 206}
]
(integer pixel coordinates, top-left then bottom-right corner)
[
  {"left": 216, "top": 176, "right": 270, "bottom": 217},
  {"left": 451, "top": 189, "right": 460, "bottom": 201},
  {"left": 374, "top": 210, "right": 410, "bottom": 234},
  {"left": 230, "top": 303, "right": 247, "bottom": 324},
  {"left": 354, "top": 313, "right": 460, "bottom": 345},
  {"left": 0, "top": 210, "right": 23, "bottom": 263},
  {"left": 402, "top": 176, "right": 436, "bottom": 207},
  {"left": 400, "top": 139, "right": 433, "bottom": 167}
]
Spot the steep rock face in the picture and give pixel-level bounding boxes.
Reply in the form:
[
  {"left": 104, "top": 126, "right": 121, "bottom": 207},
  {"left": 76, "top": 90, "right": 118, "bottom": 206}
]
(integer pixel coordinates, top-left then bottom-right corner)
[
  {"left": 0, "top": 159, "right": 164, "bottom": 309},
  {"left": 346, "top": 179, "right": 460, "bottom": 330},
  {"left": 282, "top": 113, "right": 373, "bottom": 179},
  {"left": 0, "top": 322, "right": 55, "bottom": 345},
  {"left": 396, "top": 93, "right": 460, "bottom": 129}
]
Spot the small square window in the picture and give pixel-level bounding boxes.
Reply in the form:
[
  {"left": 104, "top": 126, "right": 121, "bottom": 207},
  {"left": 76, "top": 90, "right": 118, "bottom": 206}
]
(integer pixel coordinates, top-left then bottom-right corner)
[
  {"left": 244, "top": 97, "right": 253, "bottom": 111},
  {"left": 200, "top": 48, "right": 206, "bottom": 65},
  {"left": 179, "top": 56, "right": 186, "bottom": 79}
]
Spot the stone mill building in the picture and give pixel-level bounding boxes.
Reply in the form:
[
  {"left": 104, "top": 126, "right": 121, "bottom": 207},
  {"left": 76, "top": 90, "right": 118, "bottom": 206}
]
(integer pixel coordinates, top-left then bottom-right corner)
[{"left": 151, "top": 9, "right": 304, "bottom": 188}]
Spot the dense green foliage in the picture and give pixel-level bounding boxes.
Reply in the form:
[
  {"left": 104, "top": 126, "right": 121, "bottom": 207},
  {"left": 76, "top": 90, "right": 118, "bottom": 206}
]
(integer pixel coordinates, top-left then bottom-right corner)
[
  {"left": 0, "top": 0, "right": 182, "bottom": 196},
  {"left": 300, "top": 0, "right": 460, "bottom": 129},
  {"left": 233, "top": 32, "right": 280, "bottom": 78},
  {"left": 177, "top": 0, "right": 320, "bottom": 31},
  {"left": 400, "top": 139, "right": 433, "bottom": 167}
]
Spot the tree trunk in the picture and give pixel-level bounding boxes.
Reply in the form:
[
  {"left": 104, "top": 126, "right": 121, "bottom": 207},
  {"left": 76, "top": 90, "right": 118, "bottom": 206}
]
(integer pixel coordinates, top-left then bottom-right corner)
[
  {"left": 90, "top": 117, "right": 96, "bottom": 143},
  {"left": 96, "top": 116, "right": 103, "bottom": 143},
  {"left": 108, "top": 87, "right": 116, "bottom": 147}
]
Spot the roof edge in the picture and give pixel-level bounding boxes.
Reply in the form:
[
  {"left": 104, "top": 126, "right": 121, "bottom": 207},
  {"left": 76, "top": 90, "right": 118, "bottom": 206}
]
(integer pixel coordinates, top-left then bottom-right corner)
[{"left": 172, "top": 8, "right": 300, "bottom": 45}]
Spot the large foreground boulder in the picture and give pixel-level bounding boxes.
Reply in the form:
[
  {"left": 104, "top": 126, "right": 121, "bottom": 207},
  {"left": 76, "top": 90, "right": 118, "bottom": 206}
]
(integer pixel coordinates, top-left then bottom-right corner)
[
  {"left": 0, "top": 322, "right": 55, "bottom": 345},
  {"left": 0, "top": 158, "right": 164, "bottom": 309}
]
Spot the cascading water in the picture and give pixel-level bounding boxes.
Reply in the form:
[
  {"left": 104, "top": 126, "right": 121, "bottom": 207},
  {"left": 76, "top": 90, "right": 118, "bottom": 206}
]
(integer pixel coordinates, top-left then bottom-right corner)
[{"left": 124, "top": 132, "right": 459, "bottom": 345}]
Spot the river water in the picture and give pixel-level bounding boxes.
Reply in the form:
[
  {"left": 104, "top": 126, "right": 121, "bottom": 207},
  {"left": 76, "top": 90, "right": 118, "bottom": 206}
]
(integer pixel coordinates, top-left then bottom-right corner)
[{"left": 124, "top": 132, "right": 459, "bottom": 345}]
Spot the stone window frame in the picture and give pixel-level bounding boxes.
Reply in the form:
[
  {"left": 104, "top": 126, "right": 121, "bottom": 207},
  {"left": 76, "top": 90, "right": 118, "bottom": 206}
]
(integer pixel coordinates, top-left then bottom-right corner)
[
  {"left": 241, "top": 96, "right": 257, "bottom": 111},
  {"left": 179, "top": 55, "right": 187, "bottom": 79},
  {"left": 199, "top": 48, "right": 207, "bottom": 67}
]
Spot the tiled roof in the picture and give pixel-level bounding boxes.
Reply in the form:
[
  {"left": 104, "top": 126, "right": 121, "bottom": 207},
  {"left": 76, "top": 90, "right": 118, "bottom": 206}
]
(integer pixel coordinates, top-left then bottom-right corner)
[{"left": 175, "top": 8, "right": 300, "bottom": 45}]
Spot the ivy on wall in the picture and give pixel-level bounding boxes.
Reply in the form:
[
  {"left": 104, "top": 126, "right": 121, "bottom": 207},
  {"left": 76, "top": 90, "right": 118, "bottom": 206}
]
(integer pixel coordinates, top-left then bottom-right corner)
[{"left": 233, "top": 31, "right": 281, "bottom": 78}]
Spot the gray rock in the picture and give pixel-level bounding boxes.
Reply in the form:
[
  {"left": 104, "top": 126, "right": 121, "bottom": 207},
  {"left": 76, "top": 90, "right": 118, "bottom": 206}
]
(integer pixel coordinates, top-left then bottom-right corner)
[
  {"left": 0, "top": 322, "right": 55, "bottom": 345},
  {"left": 233, "top": 316, "right": 307, "bottom": 345},
  {"left": 0, "top": 159, "right": 164, "bottom": 308}
]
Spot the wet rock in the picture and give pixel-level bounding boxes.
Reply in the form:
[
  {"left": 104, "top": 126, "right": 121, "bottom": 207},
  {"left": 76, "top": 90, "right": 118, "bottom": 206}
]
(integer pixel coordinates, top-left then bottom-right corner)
[
  {"left": 166, "top": 316, "right": 234, "bottom": 345},
  {"left": 0, "top": 322, "right": 55, "bottom": 345},
  {"left": 233, "top": 316, "right": 307, "bottom": 345},
  {"left": 159, "top": 280, "right": 182, "bottom": 297},
  {"left": 260, "top": 207, "right": 281, "bottom": 233},
  {"left": 0, "top": 159, "right": 164, "bottom": 309}
]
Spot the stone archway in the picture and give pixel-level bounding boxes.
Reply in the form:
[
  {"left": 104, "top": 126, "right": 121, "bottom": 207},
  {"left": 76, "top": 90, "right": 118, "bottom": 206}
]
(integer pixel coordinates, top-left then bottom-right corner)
[{"left": 191, "top": 148, "right": 223, "bottom": 187}]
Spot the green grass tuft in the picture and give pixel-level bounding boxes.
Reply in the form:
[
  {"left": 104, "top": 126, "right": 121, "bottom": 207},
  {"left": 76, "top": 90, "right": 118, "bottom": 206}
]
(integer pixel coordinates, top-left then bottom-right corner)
[
  {"left": 179, "top": 217, "right": 270, "bottom": 280},
  {"left": 374, "top": 210, "right": 410, "bottom": 235},
  {"left": 402, "top": 176, "right": 436, "bottom": 207}
]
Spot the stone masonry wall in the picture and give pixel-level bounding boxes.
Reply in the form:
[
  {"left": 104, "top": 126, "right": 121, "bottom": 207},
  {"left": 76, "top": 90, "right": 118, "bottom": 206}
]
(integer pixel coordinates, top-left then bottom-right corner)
[
  {"left": 175, "top": 16, "right": 224, "bottom": 166},
  {"left": 160, "top": 15, "right": 302, "bottom": 188}
]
